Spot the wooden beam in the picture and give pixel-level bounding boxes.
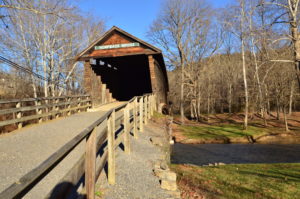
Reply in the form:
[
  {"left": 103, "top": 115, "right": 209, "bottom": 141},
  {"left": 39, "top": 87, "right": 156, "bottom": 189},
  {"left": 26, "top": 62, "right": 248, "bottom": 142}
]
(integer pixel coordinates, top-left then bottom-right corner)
[
  {"left": 144, "top": 97, "right": 148, "bottom": 125},
  {"left": 107, "top": 111, "right": 116, "bottom": 185},
  {"left": 123, "top": 105, "right": 131, "bottom": 154},
  {"left": 85, "top": 127, "right": 97, "bottom": 199},
  {"left": 16, "top": 101, "right": 22, "bottom": 129},
  {"left": 133, "top": 98, "right": 138, "bottom": 139},
  {"left": 139, "top": 97, "right": 144, "bottom": 132}
]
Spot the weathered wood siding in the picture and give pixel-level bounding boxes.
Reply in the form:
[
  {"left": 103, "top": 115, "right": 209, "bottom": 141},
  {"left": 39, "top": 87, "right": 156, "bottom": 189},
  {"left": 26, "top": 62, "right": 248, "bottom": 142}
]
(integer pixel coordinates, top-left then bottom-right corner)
[
  {"left": 90, "top": 32, "right": 154, "bottom": 58},
  {"left": 148, "top": 55, "right": 168, "bottom": 105}
]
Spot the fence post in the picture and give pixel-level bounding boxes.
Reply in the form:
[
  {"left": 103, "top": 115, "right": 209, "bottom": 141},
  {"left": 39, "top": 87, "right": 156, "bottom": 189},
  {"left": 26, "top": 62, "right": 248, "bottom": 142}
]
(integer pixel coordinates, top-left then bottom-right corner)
[
  {"left": 55, "top": 98, "right": 59, "bottom": 118},
  {"left": 77, "top": 97, "right": 81, "bottom": 113},
  {"left": 124, "top": 105, "right": 131, "bottom": 154},
  {"left": 45, "top": 99, "right": 49, "bottom": 121},
  {"left": 144, "top": 96, "right": 148, "bottom": 125},
  {"left": 67, "top": 97, "right": 71, "bottom": 116},
  {"left": 149, "top": 95, "right": 152, "bottom": 117},
  {"left": 153, "top": 95, "right": 157, "bottom": 111},
  {"left": 86, "top": 96, "right": 90, "bottom": 111},
  {"left": 37, "top": 100, "right": 42, "bottom": 123},
  {"left": 108, "top": 110, "right": 116, "bottom": 185},
  {"left": 133, "top": 98, "right": 138, "bottom": 139},
  {"left": 139, "top": 97, "right": 144, "bottom": 132},
  {"left": 16, "top": 101, "right": 22, "bottom": 129},
  {"left": 147, "top": 96, "right": 151, "bottom": 119},
  {"left": 85, "top": 127, "right": 97, "bottom": 199}
]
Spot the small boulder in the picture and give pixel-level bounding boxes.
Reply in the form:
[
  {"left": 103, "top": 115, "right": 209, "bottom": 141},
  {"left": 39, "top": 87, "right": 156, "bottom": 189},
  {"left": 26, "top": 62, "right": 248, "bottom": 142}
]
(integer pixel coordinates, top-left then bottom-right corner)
[
  {"left": 161, "top": 179, "right": 177, "bottom": 191},
  {"left": 153, "top": 168, "right": 164, "bottom": 178},
  {"left": 163, "top": 171, "right": 177, "bottom": 181},
  {"left": 160, "top": 161, "right": 168, "bottom": 170},
  {"left": 150, "top": 137, "right": 164, "bottom": 146}
]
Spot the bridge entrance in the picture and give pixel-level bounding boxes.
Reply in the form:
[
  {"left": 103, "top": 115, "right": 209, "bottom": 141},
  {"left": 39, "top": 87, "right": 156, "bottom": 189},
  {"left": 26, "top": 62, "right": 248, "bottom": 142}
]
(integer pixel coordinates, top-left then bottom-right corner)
[
  {"left": 76, "top": 26, "right": 168, "bottom": 107},
  {"left": 93, "top": 55, "right": 152, "bottom": 101}
]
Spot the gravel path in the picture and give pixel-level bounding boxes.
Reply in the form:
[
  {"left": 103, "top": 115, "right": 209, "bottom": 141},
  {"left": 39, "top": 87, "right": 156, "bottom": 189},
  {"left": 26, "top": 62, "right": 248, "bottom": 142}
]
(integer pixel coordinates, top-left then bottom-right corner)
[
  {"left": 0, "top": 102, "right": 125, "bottom": 199},
  {"left": 100, "top": 123, "right": 173, "bottom": 199}
]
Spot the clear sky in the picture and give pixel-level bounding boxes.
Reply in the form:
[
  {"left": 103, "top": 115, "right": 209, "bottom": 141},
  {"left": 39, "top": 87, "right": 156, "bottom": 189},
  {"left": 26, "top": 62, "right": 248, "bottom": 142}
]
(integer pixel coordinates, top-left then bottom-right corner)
[{"left": 76, "top": 0, "right": 233, "bottom": 41}]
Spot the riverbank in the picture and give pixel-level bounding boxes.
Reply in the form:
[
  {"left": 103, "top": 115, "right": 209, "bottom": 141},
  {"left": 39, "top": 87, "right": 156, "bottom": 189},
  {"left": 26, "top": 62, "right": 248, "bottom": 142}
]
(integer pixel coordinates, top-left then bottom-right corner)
[
  {"left": 172, "top": 112, "right": 300, "bottom": 144},
  {"left": 171, "top": 163, "right": 300, "bottom": 199}
]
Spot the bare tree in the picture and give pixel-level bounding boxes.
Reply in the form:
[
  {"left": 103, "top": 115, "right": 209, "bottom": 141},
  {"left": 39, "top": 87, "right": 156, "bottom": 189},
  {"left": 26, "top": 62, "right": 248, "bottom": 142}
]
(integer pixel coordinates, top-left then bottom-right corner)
[
  {"left": 148, "top": 0, "right": 216, "bottom": 123},
  {"left": 0, "top": 0, "right": 106, "bottom": 98}
]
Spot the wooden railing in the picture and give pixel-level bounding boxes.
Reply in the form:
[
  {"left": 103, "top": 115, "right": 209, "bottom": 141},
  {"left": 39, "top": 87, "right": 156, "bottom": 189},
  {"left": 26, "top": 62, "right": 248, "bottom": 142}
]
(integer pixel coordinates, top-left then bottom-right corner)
[
  {"left": 0, "top": 93, "right": 156, "bottom": 199},
  {"left": 0, "top": 95, "right": 91, "bottom": 131}
]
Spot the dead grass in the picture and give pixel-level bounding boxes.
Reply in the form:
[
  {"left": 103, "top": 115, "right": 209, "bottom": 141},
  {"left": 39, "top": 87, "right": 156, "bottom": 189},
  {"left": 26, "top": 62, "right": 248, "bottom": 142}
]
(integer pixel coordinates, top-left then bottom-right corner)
[
  {"left": 172, "top": 163, "right": 300, "bottom": 199},
  {"left": 172, "top": 112, "right": 300, "bottom": 144}
]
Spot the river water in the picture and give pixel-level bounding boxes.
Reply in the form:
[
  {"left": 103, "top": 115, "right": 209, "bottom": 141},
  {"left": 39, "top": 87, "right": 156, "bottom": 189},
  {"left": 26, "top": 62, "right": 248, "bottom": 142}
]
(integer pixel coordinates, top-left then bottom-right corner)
[{"left": 171, "top": 143, "right": 300, "bottom": 165}]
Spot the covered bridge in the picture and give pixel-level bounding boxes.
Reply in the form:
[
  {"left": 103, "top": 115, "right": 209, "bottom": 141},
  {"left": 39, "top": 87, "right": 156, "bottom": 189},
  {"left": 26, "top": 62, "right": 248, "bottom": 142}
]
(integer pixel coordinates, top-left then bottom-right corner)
[{"left": 76, "top": 26, "right": 169, "bottom": 108}]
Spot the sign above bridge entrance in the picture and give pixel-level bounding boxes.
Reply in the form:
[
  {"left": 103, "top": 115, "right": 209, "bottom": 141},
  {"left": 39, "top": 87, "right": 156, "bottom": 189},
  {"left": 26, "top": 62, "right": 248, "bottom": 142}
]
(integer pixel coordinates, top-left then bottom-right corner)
[{"left": 95, "top": 42, "right": 140, "bottom": 50}]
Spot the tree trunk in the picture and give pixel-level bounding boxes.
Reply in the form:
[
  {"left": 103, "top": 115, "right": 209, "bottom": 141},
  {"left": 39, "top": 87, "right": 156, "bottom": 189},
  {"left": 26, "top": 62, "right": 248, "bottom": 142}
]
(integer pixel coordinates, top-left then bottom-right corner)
[
  {"left": 180, "top": 65, "right": 184, "bottom": 123},
  {"left": 241, "top": 0, "right": 248, "bottom": 130},
  {"left": 289, "top": 81, "right": 294, "bottom": 115},
  {"left": 190, "top": 100, "right": 194, "bottom": 119},
  {"left": 290, "top": 17, "right": 300, "bottom": 91},
  {"left": 241, "top": 38, "right": 248, "bottom": 130},
  {"left": 207, "top": 95, "right": 210, "bottom": 115},
  {"left": 197, "top": 94, "right": 201, "bottom": 121},
  {"left": 228, "top": 83, "right": 232, "bottom": 114},
  {"left": 276, "top": 97, "right": 280, "bottom": 120},
  {"left": 263, "top": 108, "right": 268, "bottom": 127},
  {"left": 284, "top": 106, "right": 289, "bottom": 132}
]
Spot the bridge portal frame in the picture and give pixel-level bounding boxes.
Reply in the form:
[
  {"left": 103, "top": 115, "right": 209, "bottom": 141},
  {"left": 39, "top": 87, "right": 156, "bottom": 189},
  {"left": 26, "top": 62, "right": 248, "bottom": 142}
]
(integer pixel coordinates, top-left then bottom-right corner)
[{"left": 76, "top": 26, "right": 169, "bottom": 109}]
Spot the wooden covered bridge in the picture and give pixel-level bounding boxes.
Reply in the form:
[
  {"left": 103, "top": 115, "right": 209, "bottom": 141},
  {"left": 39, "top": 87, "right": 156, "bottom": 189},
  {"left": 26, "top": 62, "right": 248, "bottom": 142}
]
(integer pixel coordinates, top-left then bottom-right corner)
[
  {"left": 77, "top": 26, "right": 168, "bottom": 108},
  {"left": 0, "top": 27, "right": 170, "bottom": 199}
]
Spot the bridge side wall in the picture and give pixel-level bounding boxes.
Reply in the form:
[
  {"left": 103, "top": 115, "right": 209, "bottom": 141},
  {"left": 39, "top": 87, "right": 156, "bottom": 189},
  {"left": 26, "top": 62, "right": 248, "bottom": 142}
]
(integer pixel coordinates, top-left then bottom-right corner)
[
  {"left": 84, "top": 61, "right": 105, "bottom": 107},
  {"left": 148, "top": 55, "right": 168, "bottom": 107}
]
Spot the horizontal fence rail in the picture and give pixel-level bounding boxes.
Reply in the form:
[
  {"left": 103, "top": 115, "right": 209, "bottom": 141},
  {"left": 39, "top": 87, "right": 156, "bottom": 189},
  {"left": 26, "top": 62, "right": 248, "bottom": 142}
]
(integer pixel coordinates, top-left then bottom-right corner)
[
  {"left": 0, "top": 95, "right": 91, "bottom": 132},
  {"left": 0, "top": 93, "right": 157, "bottom": 199}
]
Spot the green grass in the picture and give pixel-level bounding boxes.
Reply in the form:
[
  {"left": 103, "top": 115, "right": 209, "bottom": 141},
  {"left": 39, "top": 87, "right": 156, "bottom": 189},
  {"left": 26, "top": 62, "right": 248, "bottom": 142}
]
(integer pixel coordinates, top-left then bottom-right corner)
[
  {"left": 153, "top": 111, "right": 166, "bottom": 119},
  {"left": 180, "top": 124, "right": 270, "bottom": 141},
  {"left": 172, "top": 163, "right": 300, "bottom": 199},
  {"left": 95, "top": 190, "right": 103, "bottom": 197}
]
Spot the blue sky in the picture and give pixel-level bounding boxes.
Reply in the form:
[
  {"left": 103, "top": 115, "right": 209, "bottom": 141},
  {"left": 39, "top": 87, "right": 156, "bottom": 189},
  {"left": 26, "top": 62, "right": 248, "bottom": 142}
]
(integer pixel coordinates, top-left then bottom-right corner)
[{"left": 76, "top": 0, "right": 233, "bottom": 41}]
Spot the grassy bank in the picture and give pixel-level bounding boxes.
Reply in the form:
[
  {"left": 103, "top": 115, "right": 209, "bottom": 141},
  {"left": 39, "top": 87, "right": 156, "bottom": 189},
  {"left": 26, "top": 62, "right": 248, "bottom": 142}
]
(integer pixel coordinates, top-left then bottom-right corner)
[
  {"left": 179, "top": 123, "right": 270, "bottom": 143},
  {"left": 172, "top": 163, "right": 300, "bottom": 199},
  {"left": 173, "top": 113, "right": 300, "bottom": 143}
]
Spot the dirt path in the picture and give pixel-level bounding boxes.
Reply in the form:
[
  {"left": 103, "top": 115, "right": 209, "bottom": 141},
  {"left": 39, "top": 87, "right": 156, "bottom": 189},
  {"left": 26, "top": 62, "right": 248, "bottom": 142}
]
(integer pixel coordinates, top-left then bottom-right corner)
[
  {"left": 99, "top": 123, "right": 175, "bottom": 199},
  {"left": 0, "top": 102, "right": 125, "bottom": 199}
]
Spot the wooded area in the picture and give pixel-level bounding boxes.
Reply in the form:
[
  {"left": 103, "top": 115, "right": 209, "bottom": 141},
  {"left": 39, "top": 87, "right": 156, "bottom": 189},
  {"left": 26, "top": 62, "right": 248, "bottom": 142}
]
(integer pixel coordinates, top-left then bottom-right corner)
[
  {"left": 148, "top": 0, "right": 300, "bottom": 129},
  {"left": 1, "top": 0, "right": 300, "bottom": 131},
  {"left": 0, "top": 0, "right": 105, "bottom": 99}
]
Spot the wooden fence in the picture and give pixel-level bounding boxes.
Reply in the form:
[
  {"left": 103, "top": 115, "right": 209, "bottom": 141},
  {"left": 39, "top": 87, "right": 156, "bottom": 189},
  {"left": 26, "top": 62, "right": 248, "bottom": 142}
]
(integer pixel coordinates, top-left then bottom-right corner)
[
  {"left": 0, "top": 95, "right": 91, "bottom": 132},
  {"left": 0, "top": 93, "right": 156, "bottom": 199}
]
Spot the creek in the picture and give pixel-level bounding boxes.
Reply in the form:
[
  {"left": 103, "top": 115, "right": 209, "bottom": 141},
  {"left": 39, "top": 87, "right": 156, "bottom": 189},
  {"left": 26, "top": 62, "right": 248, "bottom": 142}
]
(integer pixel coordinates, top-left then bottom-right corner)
[{"left": 171, "top": 143, "right": 300, "bottom": 165}]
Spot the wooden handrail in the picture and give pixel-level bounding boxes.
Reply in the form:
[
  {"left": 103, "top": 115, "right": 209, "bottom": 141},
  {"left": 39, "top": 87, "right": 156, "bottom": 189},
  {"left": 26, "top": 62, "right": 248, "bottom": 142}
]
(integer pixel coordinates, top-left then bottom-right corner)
[
  {"left": 0, "top": 95, "right": 92, "bottom": 130},
  {"left": 0, "top": 95, "right": 90, "bottom": 104},
  {"left": 0, "top": 93, "right": 155, "bottom": 199}
]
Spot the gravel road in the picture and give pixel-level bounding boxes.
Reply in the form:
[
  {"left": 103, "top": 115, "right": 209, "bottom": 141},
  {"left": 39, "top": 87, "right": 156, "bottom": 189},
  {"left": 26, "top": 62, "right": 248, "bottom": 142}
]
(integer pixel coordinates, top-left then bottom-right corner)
[
  {"left": 100, "top": 123, "right": 173, "bottom": 199},
  {"left": 0, "top": 102, "right": 125, "bottom": 199}
]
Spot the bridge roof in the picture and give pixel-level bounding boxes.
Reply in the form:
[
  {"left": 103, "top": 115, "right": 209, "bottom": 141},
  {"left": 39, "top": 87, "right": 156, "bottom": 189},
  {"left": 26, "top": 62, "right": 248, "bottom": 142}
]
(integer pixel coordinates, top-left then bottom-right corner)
[{"left": 76, "top": 26, "right": 163, "bottom": 61}]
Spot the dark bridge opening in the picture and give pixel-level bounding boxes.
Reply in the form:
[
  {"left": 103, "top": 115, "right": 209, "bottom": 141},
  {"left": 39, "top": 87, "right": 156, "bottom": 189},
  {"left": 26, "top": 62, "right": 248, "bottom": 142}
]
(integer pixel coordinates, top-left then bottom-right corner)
[{"left": 92, "top": 55, "right": 152, "bottom": 101}]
